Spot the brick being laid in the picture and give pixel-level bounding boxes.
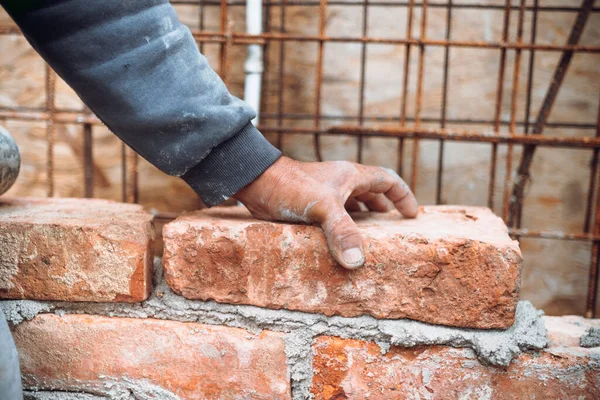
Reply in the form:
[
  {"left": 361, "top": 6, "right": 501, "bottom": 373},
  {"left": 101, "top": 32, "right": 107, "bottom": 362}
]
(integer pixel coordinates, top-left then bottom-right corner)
[
  {"left": 163, "top": 206, "right": 522, "bottom": 329},
  {"left": 0, "top": 197, "right": 154, "bottom": 302}
]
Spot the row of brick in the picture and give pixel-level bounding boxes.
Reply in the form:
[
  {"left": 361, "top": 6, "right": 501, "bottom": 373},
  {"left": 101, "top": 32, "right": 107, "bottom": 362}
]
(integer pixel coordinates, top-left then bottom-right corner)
[
  {"left": 12, "top": 313, "right": 600, "bottom": 399},
  {"left": 1, "top": 198, "right": 521, "bottom": 329}
]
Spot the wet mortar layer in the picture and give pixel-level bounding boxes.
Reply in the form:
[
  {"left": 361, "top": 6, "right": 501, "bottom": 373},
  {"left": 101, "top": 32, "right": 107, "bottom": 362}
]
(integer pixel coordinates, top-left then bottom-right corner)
[{"left": 2, "top": 259, "right": 549, "bottom": 400}]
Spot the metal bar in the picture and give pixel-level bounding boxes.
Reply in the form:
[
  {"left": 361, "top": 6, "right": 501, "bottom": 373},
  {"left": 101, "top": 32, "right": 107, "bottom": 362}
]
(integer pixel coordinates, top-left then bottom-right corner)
[
  {"left": 410, "top": 0, "right": 427, "bottom": 192},
  {"left": 517, "top": 0, "right": 539, "bottom": 228},
  {"left": 257, "top": 125, "right": 600, "bottom": 148},
  {"left": 124, "top": 145, "right": 138, "bottom": 204},
  {"left": 489, "top": 0, "right": 511, "bottom": 210},
  {"left": 199, "top": 0, "right": 206, "bottom": 53},
  {"left": 182, "top": 30, "right": 600, "bottom": 52},
  {"left": 277, "top": 0, "right": 287, "bottom": 149},
  {"left": 169, "top": 0, "right": 600, "bottom": 12},
  {"left": 436, "top": 0, "right": 452, "bottom": 205},
  {"left": 588, "top": 249, "right": 600, "bottom": 318},
  {"left": 508, "top": 0, "right": 595, "bottom": 227},
  {"left": 45, "top": 65, "right": 56, "bottom": 197},
  {"left": 509, "top": 229, "right": 600, "bottom": 243},
  {"left": 2, "top": 22, "right": 600, "bottom": 52},
  {"left": 502, "top": 0, "right": 525, "bottom": 221},
  {"left": 222, "top": 23, "right": 234, "bottom": 87},
  {"left": 398, "top": 0, "right": 415, "bottom": 177},
  {"left": 356, "top": 0, "right": 369, "bottom": 163},
  {"left": 4, "top": 108, "right": 597, "bottom": 130},
  {"left": 3, "top": 105, "right": 600, "bottom": 148},
  {"left": 121, "top": 143, "right": 127, "bottom": 203},
  {"left": 587, "top": 95, "right": 600, "bottom": 318},
  {"left": 261, "top": 0, "right": 271, "bottom": 127},
  {"left": 82, "top": 121, "right": 94, "bottom": 198},
  {"left": 585, "top": 94, "right": 600, "bottom": 233},
  {"left": 219, "top": 0, "right": 229, "bottom": 79},
  {"left": 313, "top": 0, "right": 327, "bottom": 161}
]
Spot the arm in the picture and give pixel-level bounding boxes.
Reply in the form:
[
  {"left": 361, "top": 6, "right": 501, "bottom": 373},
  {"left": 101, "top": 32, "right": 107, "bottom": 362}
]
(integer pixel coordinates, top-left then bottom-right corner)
[
  {"left": 1, "top": 0, "right": 281, "bottom": 206},
  {"left": 2, "top": 0, "right": 418, "bottom": 269}
]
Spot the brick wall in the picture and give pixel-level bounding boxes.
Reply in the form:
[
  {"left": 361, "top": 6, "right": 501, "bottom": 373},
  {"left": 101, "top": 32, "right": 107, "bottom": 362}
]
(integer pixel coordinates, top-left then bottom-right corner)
[{"left": 1, "top": 198, "right": 599, "bottom": 399}]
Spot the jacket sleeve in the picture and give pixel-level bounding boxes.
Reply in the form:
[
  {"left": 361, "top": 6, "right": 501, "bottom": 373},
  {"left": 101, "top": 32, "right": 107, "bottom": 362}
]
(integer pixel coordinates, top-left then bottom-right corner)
[{"left": 1, "top": 0, "right": 281, "bottom": 206}]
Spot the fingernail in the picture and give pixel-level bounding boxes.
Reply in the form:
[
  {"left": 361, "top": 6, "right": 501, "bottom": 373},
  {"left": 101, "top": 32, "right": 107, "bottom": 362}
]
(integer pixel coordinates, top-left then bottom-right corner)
[{"left": 342, "top": 248, "right": 364, "bottom": 268}]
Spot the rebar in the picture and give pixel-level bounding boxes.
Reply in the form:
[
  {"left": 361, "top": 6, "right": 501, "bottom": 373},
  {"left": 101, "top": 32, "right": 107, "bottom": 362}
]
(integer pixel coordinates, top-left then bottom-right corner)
[{"left": 1, "top": 0, "right": 598, "bottom": 318}]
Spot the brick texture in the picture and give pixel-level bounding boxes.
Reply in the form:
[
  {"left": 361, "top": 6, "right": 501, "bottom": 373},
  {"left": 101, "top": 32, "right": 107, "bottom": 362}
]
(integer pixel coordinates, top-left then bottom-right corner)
[
  {"left": 12, "top": 314, "right": 291, "bottom": 399},
  {"left": 163, "top": 206, "right": 521, "bottom": 328},
  {"left": 0, "top": 197, "right": 154, "bottom": 302},
  {"left": 311, "top": 316, "right": 600, "bottom": 399}
]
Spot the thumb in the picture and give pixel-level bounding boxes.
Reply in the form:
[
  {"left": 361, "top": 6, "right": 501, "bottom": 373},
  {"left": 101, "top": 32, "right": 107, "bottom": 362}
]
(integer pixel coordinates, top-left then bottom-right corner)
[{"left": 319, "top": 202, "right": 365, "bottom": 269}]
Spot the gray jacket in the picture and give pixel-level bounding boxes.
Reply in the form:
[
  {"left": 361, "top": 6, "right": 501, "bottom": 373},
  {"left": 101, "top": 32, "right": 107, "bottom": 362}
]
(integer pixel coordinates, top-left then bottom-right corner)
[{"left": 2, "top": 0, "right": 282, "bottom": 206}]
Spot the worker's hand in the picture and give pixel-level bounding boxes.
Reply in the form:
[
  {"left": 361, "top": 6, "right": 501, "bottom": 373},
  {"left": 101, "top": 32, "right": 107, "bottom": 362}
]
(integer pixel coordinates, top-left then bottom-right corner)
[{"left": 234, "top": 156, "right": 418, "bottom": 269}]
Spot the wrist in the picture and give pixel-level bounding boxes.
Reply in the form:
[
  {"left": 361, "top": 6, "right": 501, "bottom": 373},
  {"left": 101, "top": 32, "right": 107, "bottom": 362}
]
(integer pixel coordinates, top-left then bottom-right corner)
[{"left": 233, "top": 156, "right": 293, "bottom": 206}]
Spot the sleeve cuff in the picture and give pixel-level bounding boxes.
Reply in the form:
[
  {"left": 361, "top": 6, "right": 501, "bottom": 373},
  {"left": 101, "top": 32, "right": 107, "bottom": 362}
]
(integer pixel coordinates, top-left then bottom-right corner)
[{"left": 181, "top": 123, "right": 282, "bottom": 207}]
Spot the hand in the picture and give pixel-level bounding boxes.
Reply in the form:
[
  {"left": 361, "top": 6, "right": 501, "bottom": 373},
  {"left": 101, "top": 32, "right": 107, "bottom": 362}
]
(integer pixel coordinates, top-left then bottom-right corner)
[{"left": 233, "top": 156, "right": 418, "bottom": 269}]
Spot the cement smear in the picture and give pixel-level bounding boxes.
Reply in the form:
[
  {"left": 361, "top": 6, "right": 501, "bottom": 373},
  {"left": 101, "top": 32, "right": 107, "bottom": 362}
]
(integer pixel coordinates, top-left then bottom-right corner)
[
  {"left": 1, "top": 299, "right": 51, "bottom": 325},
  {"left": 2, "top": 258, "right": 549, "bottom": 400},
  {"left": 581, "top": 326, "right": 600, "bottom": 348},
  {"left": 22, "top": 376, "right": 180, "bottom": 400},
  {"left": 25, "top": 392, "right": 107, "bottom": 400}
]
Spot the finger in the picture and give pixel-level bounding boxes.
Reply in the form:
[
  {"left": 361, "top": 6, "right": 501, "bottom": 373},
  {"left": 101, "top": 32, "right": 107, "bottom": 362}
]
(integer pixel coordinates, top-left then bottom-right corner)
[
  {"left": 349, "top": 165, "right": 418, "bottom": 218},
  {"left": 310, "top": 200, "right": 365, "bottom": 269},
  {"left": 345, "top": 198, "right": 363, "bottom": 213},
  {"left": 355, "top": 192, "right": 395, "bottom": 212},
  {"left": 381, "top": 168, "right": 419, "bottom": 217}
]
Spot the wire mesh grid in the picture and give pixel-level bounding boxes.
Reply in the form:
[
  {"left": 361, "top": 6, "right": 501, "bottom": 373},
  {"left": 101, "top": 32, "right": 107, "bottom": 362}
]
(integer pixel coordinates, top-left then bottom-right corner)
[{"left": 0, "top": 0, "right": 599, "bottom": 316}]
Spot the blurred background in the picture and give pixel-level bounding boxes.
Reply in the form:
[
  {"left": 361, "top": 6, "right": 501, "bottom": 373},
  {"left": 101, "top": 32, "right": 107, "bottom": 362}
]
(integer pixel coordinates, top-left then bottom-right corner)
[{"left": 0, "top": 0, "right": 599, "bottom": 317}]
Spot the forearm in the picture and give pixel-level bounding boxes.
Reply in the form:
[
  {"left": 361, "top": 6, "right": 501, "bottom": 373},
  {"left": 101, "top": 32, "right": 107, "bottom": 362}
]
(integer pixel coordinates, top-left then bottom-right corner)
[{"left": 1, "top": 0, "right": 280, "bottom": 205}]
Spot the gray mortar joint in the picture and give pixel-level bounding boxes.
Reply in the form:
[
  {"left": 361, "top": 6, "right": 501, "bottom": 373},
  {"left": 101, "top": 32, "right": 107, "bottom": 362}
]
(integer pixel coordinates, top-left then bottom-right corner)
[{"left": 1, "top": 258, "right": 549, "bottom": 400}]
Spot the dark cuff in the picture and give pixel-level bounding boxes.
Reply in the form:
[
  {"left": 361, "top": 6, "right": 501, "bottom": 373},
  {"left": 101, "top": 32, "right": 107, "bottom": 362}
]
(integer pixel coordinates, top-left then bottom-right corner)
[{"left": 182, "top": 123, "right": 282, "bottom": 207}]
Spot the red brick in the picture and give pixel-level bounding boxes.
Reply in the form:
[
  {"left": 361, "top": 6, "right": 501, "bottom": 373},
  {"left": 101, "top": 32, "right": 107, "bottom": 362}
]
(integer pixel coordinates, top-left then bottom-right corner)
[
  {"left": 12, "top": 314, "right": 291, "bottom": 399},
  {"left": 163, "top": 206, "right": 521, "bottom": 328},
  {"left": 311, "top": 316, "right": 600, "bottom": 400},
  {"left": 0, "top": 197, "right": 154, "bottom": 302}
]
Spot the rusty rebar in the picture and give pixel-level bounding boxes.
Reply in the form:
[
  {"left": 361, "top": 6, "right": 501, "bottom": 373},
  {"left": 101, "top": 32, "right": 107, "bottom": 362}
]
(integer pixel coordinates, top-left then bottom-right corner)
[
  {"left": 181, "top": 29, "right": 600, "bottom": 53},
  {"left": 517, "top": 0, "right": 539, "bottom": 228},
  {"left": 3, "top": 103, "right": 600, "bottom": 148},
  {"left": 45, "top": 65, "right": 56, "bottom": 198},
  {"left": 2, "top": 22, "right": 600, "bottom": 53},
  {"left": 397, "top": 0, "right": 415, "bottom": 177},
  {"left": 488, "top": 0, "right": 510, "bottom": 211},
  {"left": 219, "top": 0, "right": 229, "bottom": 79},
  {"left": 410, "top": 0, "right": 427, "bottom": 192},
  {"left": 587, "top": 94, "right": 600, "bottom": 319},
  {"left": 2, "top": 107, "right": 596, "bottom": 130},
  {"left": 123, "top": 144, "right": 138, "bottom": 204},
  {"left": 585, "top": 95, "right": 600, "bottom": 234},
  {"left": 121, "top": 143, "right": 127, "bottom": 202},
  {"left": 198, "top": 0, "right": 206, "bottom": 53},
  {"left": 1, "top": 0, "right": 598, "bottom": 319},
  {"left": 509, "top": 229, "right": 600, "bottom": 243},
  {"left": 508, "top": 0, "right": 595, "bottom": 227},
  {"left": 313, "top": 0, "right": 328, "bottom": 161},
  {"left": 276, "top": 0, "right": 287, "bottom": 150},
  {"left": 436, "top": 0, "right": 452, "bottom": 205},
  {"left": 502, "top": 0, "right": 525, "bottom": 221},
  {"left": 83, "top": 109, "right": 94, "bottom": 198},
  {"left": 356, "top": 0, "right": 369, "bottom": 163},
  {"left": 170, "top": 0, "right": 599, "bottom": 12},
  {"left": 260, "top": 0, "right": 271, "bottom": 128},
  {"left": 257, "top": 125, "right": 600, "bottom": 148}
]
